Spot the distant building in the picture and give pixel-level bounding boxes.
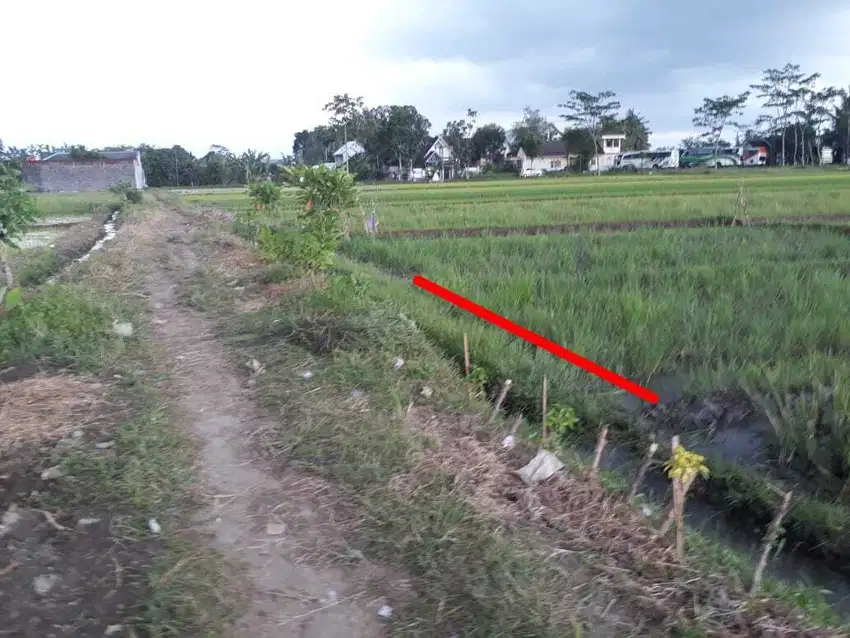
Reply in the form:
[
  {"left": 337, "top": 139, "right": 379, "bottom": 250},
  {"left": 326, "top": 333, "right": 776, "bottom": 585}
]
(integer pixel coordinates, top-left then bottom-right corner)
[
  {"left": 333, "top": 140, "right": 366, "bottom": 166},
  {"left": 21, "top": 150, "right": 146, "bottom": 192},
  {"left": 424, "top": 135, "right": 454, "bottom": 180},
  {"left": 588, "top": 133, "right": 626, "bottom": 173},
  {"left": 516, "top": 140, "right": 576, "bottom": 174}
]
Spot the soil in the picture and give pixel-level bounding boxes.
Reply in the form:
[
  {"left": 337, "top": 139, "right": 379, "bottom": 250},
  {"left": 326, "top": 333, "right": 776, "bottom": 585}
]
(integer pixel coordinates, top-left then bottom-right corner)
[
  {"left": 143, "top": 208, "right": 402, "bottom": 637},
  {"left": 0, "top": 400, "right": 154, "bottom": 638},
  {"left": 382, "top": 213, "right": 850, "bottom": 240}
]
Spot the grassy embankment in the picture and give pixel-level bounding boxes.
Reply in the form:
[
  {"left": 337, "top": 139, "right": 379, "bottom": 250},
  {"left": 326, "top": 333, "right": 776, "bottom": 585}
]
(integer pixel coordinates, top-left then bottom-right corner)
[
  {"left": 173, "top": 174, "right": 850, "bottom": 634},
  {"left": 0, "top": 197, "right": 232, "bottom": 635}
]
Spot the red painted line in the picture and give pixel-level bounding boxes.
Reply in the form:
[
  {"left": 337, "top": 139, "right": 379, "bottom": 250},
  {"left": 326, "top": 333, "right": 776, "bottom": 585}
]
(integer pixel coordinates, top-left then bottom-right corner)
[{"left": 412, "top": 274, "right": 659, "bottom": 404}]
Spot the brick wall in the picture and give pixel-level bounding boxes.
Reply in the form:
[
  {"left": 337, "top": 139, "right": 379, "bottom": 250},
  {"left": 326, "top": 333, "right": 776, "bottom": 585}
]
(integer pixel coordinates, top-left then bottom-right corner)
[{"left": 22, "top": 160, "right": 140, "bottom": 193}]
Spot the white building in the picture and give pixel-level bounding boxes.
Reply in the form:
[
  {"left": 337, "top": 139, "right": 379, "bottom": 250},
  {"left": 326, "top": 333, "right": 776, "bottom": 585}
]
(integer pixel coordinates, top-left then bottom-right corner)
[
  {"left": 333, "top": 140, "right": 366, "bottom": 166},
  {"left": 588, "top": 133, "right": 626, "bottom": 173}
]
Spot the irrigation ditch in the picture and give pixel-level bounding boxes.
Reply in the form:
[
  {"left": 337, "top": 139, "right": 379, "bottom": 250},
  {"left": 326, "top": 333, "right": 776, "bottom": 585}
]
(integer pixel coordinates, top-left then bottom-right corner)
[{"left": 336, "top": 214, "right": 850, "bottom": 614}]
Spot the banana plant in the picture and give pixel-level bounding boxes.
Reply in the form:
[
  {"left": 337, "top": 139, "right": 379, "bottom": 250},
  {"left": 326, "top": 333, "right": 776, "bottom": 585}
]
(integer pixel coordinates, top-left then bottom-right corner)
[{"left": 0, "top": 163, "right": 39, "bottom": 313}]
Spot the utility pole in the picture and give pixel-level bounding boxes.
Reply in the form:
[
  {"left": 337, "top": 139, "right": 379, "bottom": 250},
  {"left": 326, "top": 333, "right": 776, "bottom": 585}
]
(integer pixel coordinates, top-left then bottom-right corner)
[{"left": 344, "top": 120, "right": 349, "bottom": 173}]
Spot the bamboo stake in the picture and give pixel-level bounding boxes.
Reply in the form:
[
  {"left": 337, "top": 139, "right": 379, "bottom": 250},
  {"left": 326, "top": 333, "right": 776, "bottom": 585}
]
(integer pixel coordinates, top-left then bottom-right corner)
[
  {"left": 463, "top": 333, "right": 471, "bottom": 376},
  {"left": 588, "top": 426, "right": 609, "bottom": 480},
  {"left": 749, "top": 490, "right": 793, "bottom": 597},
  {"left": 488, "top": 379, "right": 512, "bottom": 424},
  {"left": 627, "top": 440, "right": 659, "bottom": 502},
  {"left": 659, "top": 472, "right": 695, "bottom": 536},
  {"left": 541, "top": 375, "right": 549, "bottom": 445}
]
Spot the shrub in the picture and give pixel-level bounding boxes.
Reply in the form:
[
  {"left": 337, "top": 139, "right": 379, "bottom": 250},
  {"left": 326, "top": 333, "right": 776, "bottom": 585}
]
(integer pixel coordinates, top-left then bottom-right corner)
[
  {"left": 0, "top": 163, "right": 39, "bottom": 312},
  {"left": 248, "top": 180, "right": 283, "bottom": 212}
]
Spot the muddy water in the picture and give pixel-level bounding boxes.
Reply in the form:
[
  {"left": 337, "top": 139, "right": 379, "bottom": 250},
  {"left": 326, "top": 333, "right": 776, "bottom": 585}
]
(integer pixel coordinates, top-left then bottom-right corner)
[
  {"left": 605, "top": 372, "right": 850, "bottom": 616},
  {"left": 42, "top": 210, "right": 120, "bottom": 284}
]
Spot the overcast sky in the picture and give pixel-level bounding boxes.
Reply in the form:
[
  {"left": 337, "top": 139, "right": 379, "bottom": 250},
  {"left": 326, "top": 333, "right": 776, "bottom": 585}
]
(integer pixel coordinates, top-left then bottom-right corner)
[{"left": 2, "top": 0, "right": 848, "bottom": 157}]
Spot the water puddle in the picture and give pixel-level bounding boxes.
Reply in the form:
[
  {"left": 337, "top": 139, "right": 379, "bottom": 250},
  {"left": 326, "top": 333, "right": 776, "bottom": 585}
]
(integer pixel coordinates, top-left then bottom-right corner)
[{"left": 45, "top": 209, "right": 120, "bottom": 283}]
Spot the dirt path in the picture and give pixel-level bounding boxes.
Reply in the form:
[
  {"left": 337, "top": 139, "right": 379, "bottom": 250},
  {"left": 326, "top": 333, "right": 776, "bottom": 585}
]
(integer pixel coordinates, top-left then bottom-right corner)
[{"left": 142, "top": 208, "right": 391, "bottom": 637}]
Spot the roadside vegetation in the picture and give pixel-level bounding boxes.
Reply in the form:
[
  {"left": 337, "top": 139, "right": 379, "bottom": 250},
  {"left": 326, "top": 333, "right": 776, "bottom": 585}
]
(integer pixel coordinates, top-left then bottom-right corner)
[
  {"left": 175, "top": 166, "right": 850, "bottom": 635},
  {"left": 1, "top": 185, "right": 231, "bottom": 635}
]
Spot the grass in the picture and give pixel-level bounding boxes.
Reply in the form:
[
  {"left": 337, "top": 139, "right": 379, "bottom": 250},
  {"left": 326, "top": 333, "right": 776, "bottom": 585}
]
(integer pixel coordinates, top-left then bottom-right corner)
[
  {"left": 34, "top": 190, "right": 119, "bottom": 218},
  {"left": 180, "top": 169, "right": 850, "bottom": 232},
  {"left": 177, "top": 230, "right": 847, "bottom": 635},
  {"left": 338, "top": 226, "right": 850, "bottom": 563},
  {"left": 0, "top": 207, "right": 234, "bottom": 635}
]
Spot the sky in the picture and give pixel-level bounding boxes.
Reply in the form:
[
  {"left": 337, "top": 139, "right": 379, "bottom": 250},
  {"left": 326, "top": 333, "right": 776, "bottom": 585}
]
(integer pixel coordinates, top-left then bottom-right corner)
[{"left": 2, "top": 0, "right": 849, "bottom": 157}]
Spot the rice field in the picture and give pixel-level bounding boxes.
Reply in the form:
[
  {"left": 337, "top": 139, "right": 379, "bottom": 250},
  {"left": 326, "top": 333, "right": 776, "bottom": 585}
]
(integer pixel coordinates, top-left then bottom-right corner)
[
  {"left": 33, "top": 191, "right": 118, "bottom": 218},
  {"left": 180, "top": 169, "right": 850, "bottom": 231}
]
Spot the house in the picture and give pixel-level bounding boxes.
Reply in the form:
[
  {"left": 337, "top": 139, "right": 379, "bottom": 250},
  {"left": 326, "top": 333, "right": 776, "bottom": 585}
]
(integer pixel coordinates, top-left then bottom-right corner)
[
  {"left": 588, "top": 133, "right": 626, "bottom": 173},
  {"left": 424, "top": 135, "right": 455, "bottom": 180},
  {"left": 21, "top": 149, "right": 146, "bottom": 192},
  {"left": 333, "top": 140, "right": 366, "bottom": 166},
  {"left": 516, "top": 140, "right": 574, "bottom": 174}
]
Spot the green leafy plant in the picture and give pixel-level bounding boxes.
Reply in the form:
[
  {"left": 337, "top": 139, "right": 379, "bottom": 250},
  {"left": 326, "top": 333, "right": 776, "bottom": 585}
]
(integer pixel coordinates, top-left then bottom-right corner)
[
  {"left": 248, "top": 180, "right": 283, "bottom": 212},
  {"left": 276, "top": 166, "right": 358, "bottom": 273},
  {"left": 546, "top": 404, "right": 581, "bottom": 440},
  {"left": 466, "top": 364, "right": 489, "bottom": 397},
  {"left": 108, "top": 181, "right": 142, "bottom": 203},
  {"left": 0, "top": 163, "right": 39, "bottom": 313}
]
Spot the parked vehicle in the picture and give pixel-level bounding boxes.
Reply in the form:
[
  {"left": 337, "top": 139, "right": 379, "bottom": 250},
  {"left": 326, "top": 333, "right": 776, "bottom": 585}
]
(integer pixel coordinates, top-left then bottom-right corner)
[
  {"left": 615, "top": 149, "right": 680, "bottom": 170},
  {"left": 679, "top": 147, "right": 741, "bottom": 168},
  {"left": 521, "top": 168, "right": 543, "bottom": 178}
]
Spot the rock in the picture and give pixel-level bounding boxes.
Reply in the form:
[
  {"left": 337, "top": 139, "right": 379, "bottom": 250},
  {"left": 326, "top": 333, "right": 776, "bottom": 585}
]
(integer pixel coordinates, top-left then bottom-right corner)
[
  {"left": 95, "top": 441, "right": 115, "bottom": 449},
  {"left": 265, "top": 521, "right": 286, "bottom": 536},
  {"left": 0, "top": 505, "right": 21, "bottom": 537},
  {"left": 33, "top": 574, "right": 60, "bottom": 595},
  {"left": 394, "top": 358, "right": 405, "bottom": 370},
  {"left": 299, "top": 370, "right": 313, "bottom": 379},
  {"left": 420, "top": 386, "right": 433, "bottom": 398},
  {"left": 77, "top": 517, "right": 101, "bottom": 530},
  {"left": 148, "top": 518, "right": 161, "bottom": 534},
  {"left": 104, "top": 624, "right": 124, "bottom": 636},
  {"left": 40, "top": 466, "right": 63, "bottom": 480},
  {"left": 112, "top": 321, "right": 134, "bottom": 337},
  {"left": 377, "top": 603, "right": 393, "bottom": 619},
  {"left": 501, "top": 435, "right": 516, "bottom": 449}
]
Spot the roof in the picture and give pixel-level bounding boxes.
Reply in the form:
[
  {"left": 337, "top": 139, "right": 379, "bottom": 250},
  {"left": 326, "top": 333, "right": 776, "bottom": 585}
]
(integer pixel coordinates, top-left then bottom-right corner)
[
  {"left": 538, "top": 140, "right": 567, "bottom": 157},
  {"left": 41, "top": 150, "right": 139, "bottom": 162},
  {"left": 425, "top": 135, "right": 451, "bottom": 158},
  {"left": 333, "top": 140, "right": 366, "bottom": 159}
]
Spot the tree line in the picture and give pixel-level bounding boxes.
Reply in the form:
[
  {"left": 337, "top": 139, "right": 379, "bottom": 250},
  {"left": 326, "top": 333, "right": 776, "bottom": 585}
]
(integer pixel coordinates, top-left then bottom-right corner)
[{"left": 1, "top": 62, "right": 847, "bottom": 186}]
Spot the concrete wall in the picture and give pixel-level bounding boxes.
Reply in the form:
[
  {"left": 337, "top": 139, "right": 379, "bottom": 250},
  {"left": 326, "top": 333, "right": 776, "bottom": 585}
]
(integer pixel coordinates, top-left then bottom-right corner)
[{"left": 22, "top": 159, "right": 143, "bottom": 193}]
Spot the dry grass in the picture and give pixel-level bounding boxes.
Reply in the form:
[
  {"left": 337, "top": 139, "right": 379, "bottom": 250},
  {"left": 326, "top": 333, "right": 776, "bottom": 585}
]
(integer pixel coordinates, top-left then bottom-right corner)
[
  {"left": 401, "top": 405, "right": 836, "bottom": 637},
  {"left": 0, "top": 374, "right": 112, "bottom": 451}
]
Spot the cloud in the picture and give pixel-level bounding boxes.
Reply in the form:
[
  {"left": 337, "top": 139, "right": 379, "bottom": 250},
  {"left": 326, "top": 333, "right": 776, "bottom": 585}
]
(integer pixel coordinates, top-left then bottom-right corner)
[{"left": 1, "top": 0, "right": 848, "bottom": 155}]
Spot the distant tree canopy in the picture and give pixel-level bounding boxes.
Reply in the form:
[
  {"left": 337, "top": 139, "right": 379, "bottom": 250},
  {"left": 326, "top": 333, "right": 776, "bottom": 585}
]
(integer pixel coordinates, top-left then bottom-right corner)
[{"left": 6, "top": 63, "right": 845, "bottom": 188}]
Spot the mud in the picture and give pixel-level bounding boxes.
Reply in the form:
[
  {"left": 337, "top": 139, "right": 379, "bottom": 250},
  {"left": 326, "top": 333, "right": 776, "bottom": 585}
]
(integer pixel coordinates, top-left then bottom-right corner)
[{"left": 380, "top": 213, "right": 850, "bottom": 240}]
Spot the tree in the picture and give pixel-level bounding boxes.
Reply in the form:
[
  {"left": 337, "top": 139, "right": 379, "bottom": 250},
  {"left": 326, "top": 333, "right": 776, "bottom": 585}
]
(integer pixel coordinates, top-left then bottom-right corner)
[
  {"left": 804, "top": 86, "right": 842, "bottom": 165},
  {"left": 382, "top": 105, "right": 432, "bottom": 178},
  {"left": 558, "top": 90, "right": 621, "bottom": 174},
  {"left": 510, "top": 107, "right": 551, "bottom": 169},
  {"left": 825, "top": 87, "right": 850, "bottom": 164},
  {"left": 442, "top": 108, "right": 477, "bottom": 178},
  {"left": 789, "top": 71, "right": 820, "bottom": 164},
  {"left": 323, "top": 93, "right": 365, "bottom": 172},
  {"left": 471, "top": 124, "right": 507, "bottom": 164},
  {"left": 618, "top": 109, "right": 651, "bottom": 152},
  {"left": 0, "top": 162, "right": 39, "bottom": 311},
  {"left": 692, "top": 92, "right": 749, "bottom": 169},
  {"left": 241, "top": 149, "right": 270, "bottom": 183},
  {"left": 751, "top": 64, "right": 806, "bottom": 166}
]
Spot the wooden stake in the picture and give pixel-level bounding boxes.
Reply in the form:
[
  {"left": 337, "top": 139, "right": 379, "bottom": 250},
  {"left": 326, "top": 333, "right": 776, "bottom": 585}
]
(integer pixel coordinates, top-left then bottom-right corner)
[
  {"left": 463, "top": 333, "right": 471, "bottom": 376},
  {"left": 750, "top": 490, "right": 793, "bottom": 598},
  {"left": 541, "top": 375, "right": 549, "bottom": 445},
  {"left": 488, "top": 379, "right": 512, "bottom": 424},
  {"left": 659, "top": 473, "right": 694, "bottom": 536},
  {"left": 627, "top": 441, "right": 658, "bottom": 502},
  {"left": 588, "top": 426, "right": 609, "bottom": 480}
]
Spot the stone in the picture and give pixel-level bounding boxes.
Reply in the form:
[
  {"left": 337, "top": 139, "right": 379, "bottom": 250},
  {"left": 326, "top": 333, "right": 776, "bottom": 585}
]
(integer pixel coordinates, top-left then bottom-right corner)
[
  {"left": 33, "top": 574, "right": 60, "bottom": 596},
  {"left": 40, "top": 466, "right": 63, "bottom": 480}
]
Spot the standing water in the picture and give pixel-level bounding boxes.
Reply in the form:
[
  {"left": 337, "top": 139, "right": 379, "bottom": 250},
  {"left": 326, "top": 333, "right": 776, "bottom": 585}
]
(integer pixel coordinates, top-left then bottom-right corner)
[{"left": 45, "top": 209, "right": 120, "bottom": 284}]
